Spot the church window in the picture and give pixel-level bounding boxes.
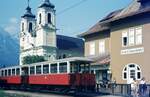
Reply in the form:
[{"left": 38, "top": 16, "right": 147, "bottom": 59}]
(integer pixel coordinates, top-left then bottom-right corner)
[
  {"left": 28, "top": 22, "right": 33, "bottom": 32},
  {"left": 63, "top": 54, "right": 66, "bottom": 58},
  {"left": 48, "top": 13, "right": 51, "bottom": 24},
  {"left": 22, "top": 23, "right": 24, "bottom": 32},
  {"left": 58, "top": 56, "right": 61, "bottom": 59},
  {"left": 39, "top": 13, "right": 42, "bottom": 24}
]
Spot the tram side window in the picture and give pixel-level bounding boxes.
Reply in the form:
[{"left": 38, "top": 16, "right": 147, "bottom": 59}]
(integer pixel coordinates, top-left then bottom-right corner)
[
  {"left": 2, "top": 70, "right": 4, "bottom": 77},
  {"left": 8, "top": 69, "right": 11, "bottom": 76},
  {"left": 59, "top": 63, "right": 67, "bottom": 73},
  {"left": 70, "top": 64, "right": 78, "bottom": 73},
  {"left": 51, "top": 64, "right": 57, "bottom": 73},
  {"left": 43, "top": 64, "right": 49, "bottom": 74},
  {"left": 16, "top": 68, "right": 20, "bottom": 75},
  {"left": 12, "top": 69, "right": 15, "bottom": 76},
  {"left": 5, "top": 70, "right": 7, "bottom": 76},
  {"left": 36, "top": 65, "right": 41, "bottom": 74},
  {"left": 30, "top": 66, "right": 35, "bottom": 75}
]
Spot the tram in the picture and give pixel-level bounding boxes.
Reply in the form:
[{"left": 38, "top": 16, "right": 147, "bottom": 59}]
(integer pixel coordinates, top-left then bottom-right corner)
[{"left": 0, "top": 57, "right": 95, "bottom": 92}]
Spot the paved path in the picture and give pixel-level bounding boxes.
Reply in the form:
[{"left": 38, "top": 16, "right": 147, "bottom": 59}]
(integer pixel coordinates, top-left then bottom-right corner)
[{"left": 3, "top": 90, "right": 125, "bottom": 97}]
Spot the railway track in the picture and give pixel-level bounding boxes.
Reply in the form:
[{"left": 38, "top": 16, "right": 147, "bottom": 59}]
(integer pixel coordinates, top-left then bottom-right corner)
[
  {"left": 1, "top": 89, "right": 108, "bottom": 97},
  {"left": 1, "top": 90, "right": 125, "bottom": 97}
]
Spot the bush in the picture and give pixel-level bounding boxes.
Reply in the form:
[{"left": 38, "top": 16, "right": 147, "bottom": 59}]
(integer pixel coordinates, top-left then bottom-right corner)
[{"left": 23, "top": 55, "right": 45, "bottom": 65}]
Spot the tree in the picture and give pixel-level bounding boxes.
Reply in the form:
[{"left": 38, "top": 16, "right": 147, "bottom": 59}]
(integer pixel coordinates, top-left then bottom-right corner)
[{"left": 22, "top": 55, "right": 45, "bottom": 65}]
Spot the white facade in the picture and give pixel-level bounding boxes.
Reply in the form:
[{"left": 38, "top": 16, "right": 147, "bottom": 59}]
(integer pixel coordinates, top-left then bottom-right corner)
[{"left": 20, "top": 0, "right": 56, "bottom": 65}]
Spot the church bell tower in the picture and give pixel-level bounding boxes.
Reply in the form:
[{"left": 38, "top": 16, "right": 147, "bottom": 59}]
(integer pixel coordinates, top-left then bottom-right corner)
[
  {"left": 20, "top": 0, "right": 36, "bottom": 65},
  {"left": 35, "top": 0, "right": 57, "bottom": 61},
  {"left": 19, "top": 0, "right": 57, "bottom": 65}
]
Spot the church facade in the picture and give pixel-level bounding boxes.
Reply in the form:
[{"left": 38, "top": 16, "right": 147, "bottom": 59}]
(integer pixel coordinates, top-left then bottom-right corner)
[{"left": 20, "top": 0, "right": 84, "bottom": 65}]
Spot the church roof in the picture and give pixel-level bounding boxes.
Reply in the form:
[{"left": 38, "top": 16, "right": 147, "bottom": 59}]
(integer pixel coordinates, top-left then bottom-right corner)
[
  {"left": 57, "top": 35, "right": 84, "bottom": 50},
  {"left": 39, "top": 0, "right": 55, "bottom": 8},
  {"left": 21, "top": 6, "right": 35, "bottom": 18}
]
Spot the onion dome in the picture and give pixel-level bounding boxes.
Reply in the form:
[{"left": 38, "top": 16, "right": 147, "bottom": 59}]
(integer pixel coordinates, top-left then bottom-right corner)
[
  {"left": 22, "top": 1, "right": 35, "bottom": 18},
  {"left": 39, "top": 0, "right": 55, "bottom": 8}
]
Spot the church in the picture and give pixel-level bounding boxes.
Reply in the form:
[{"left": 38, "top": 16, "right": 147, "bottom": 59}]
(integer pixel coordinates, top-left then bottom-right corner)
[{"left": 20, "top": 0, "right": 84, "bottom": 65}]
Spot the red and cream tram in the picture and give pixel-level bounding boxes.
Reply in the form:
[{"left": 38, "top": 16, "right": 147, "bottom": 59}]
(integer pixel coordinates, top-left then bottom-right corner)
[{"left": 0, "top": 57, "right": 95, "bottom": 92}]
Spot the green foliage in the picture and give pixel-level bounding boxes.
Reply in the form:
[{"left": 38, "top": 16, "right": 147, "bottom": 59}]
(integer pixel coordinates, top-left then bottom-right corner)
[{"left": 23, "top": 55, "right": 45, "bottom": 65}]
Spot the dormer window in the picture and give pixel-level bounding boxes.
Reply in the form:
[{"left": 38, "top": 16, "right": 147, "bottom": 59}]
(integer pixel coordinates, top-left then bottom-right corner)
[
  {"left": 39, "top": 13, "right": 42, "bottom": 24},
  {"left": 48, "top": 13, "right": 51, "bottom": 24},
  {"left": 29, "top": 22, "right": 33, "bottom": 32}
]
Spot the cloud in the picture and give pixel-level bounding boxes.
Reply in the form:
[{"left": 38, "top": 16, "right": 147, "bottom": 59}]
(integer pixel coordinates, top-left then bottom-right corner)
[{"left": 4, "top": 17, "right": 19, "bottom": 39}]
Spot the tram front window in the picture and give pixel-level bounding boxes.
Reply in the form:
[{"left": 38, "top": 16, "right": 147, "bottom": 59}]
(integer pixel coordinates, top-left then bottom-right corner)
[
  {"left": 81, "top": 64, "right": 90, "bottom": 73},
  {"left": 70, "top": 64, "right": 78, "bottom": 73},
  {"left": 70, "top": 63, "right": 90, "bottom": 73}
]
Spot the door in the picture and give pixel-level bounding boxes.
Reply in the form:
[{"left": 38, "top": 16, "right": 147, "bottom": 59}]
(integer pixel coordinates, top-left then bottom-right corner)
[
  {"left": 127, "top": 67, "right": 136, "bottom": 84},
  {"left": 21, "top": 67, "right": 29, "bottom": 85}
]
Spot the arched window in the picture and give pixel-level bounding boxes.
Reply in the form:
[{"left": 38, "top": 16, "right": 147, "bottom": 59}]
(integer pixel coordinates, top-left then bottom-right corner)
[
  {"left": 28, "top": 22, "right": 33, "bottom": 32},
  {"left": 48, "top": 13, "right": 51, "bottom": 24},
  {"left": 122, "top": 64, "right": 141, "bottom": 83},
  {"left": 39, "top": 13, "right": 42, "bottom": 24},
  {"left": 22, "top": 23, "right": 24, "bottom": 32}
]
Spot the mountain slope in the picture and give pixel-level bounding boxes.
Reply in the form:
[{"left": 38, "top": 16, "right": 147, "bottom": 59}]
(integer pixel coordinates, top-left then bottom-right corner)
[{"left": 0, "top": 27, "right": 19, "bottom": 67}]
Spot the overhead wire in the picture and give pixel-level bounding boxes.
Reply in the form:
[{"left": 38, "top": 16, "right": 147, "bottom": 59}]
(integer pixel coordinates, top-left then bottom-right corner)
[
  {"left": 57, "top": 0, "right": 89, "bottom": 15},
  {"left": 56, "top": 0, "right": 90, "bottom": 35}
]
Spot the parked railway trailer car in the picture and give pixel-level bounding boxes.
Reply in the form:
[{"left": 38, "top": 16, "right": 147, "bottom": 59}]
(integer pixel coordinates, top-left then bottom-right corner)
[{"left": 0, "top": 57, "right": 96, "bottom": 92}]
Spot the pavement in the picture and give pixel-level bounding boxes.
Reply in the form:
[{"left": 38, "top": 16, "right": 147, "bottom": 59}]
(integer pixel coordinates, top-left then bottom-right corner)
[{"left": 3, "top": 90, "right": 126, "bottom": 97}]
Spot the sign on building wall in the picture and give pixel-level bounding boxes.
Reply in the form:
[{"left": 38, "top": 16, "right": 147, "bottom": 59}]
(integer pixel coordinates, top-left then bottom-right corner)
[{"left": 121, "top": 47, "right": 144, "bottom": 55}]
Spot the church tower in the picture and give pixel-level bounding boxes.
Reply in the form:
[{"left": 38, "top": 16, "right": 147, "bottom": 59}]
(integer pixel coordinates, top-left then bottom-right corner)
[
  {"left": 20, "top": 0, "right": 36, "bottom": 65},
  {"left": 19, "top": 0, "right": 57, "bottom": 65},
  {"left": 35, "top": 0, "right": 57, "bottom": 61}
]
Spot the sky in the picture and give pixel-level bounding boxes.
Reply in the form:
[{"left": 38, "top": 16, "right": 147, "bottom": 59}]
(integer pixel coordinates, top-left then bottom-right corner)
[{"left": 0, "top": 0, "right": 132, "bottom": 38}]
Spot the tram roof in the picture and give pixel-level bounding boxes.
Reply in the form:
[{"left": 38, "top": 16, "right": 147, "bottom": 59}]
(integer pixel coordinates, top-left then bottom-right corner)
[{"left": 0, "top": 57, "right": 93, "bottom": 70}]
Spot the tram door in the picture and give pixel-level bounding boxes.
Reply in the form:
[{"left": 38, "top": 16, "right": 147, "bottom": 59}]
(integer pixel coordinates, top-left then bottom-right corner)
[{"left": 21, "top": 67, "right": 29, "bottom": 85}]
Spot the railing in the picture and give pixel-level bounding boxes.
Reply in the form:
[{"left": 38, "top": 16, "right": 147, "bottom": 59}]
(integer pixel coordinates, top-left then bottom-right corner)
[{"left": 96, "top": 83, "right": 150, "bottom": 97}]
